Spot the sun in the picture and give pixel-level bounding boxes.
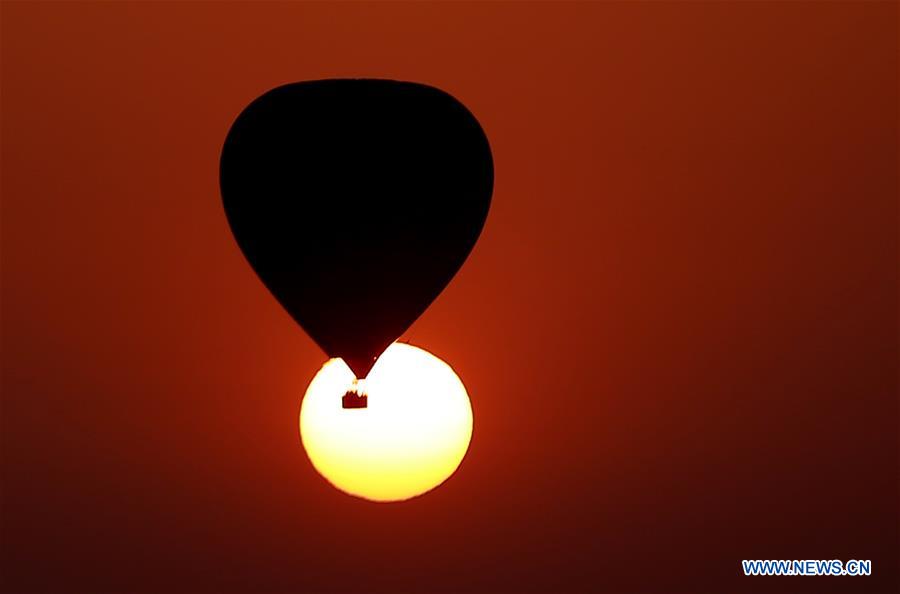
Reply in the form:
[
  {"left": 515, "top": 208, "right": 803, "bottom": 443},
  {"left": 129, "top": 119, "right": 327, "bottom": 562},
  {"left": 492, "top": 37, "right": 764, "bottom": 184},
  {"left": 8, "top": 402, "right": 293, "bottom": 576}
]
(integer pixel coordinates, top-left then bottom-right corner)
[{"left": 299, "top": 343, "right": 473, "bottom": 502}]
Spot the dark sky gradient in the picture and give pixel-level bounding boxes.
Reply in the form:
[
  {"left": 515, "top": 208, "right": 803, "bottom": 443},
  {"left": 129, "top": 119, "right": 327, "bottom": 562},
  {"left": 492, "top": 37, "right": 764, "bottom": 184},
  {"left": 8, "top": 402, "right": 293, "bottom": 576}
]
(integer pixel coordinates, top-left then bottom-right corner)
[{"left": 1, "top": 2, "right": 897, "bottom": 593}]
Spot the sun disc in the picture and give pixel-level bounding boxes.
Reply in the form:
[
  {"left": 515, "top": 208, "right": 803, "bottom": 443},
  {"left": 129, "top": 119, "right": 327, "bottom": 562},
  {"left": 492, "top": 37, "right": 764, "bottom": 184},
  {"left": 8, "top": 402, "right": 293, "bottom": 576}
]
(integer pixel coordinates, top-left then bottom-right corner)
[{"left": 299, "top": 343, "right": 473, "bottom": 502}]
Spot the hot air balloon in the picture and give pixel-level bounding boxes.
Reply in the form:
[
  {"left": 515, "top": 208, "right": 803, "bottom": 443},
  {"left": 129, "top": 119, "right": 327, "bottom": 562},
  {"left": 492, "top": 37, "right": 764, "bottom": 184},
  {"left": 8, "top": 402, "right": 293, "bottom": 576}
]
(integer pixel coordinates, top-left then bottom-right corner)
[{"left": 219, "top": 79, "right": 493, "bottom": 394}]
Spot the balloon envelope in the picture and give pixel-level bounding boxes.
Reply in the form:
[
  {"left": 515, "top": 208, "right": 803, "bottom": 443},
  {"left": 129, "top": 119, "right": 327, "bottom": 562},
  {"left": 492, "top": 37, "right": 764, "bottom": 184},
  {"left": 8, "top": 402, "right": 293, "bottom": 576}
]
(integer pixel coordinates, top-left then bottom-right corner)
[{"left": 220, "top": 79, "right": 493, "bottom": 377}]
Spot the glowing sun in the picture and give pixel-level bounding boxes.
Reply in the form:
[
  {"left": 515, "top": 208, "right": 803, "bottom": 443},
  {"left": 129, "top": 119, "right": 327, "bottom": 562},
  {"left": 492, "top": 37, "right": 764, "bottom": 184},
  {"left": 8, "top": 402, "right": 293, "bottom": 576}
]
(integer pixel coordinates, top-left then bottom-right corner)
[{"left": 299, "top": 343, "right": 473, "bottom": 502}]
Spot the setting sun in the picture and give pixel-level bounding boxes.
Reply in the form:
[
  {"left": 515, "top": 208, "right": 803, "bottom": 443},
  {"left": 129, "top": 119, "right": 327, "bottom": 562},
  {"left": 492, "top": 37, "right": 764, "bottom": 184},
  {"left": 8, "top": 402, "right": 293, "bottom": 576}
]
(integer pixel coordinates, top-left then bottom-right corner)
[{"left": 299, "top": 343, "right": 473, "bottom": 502}]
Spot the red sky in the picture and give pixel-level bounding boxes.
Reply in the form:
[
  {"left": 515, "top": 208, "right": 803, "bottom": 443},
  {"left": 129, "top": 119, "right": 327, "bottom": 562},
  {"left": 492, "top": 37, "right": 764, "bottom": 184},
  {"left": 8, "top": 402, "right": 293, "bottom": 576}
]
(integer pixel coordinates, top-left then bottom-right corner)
[{"left": 2, "top": 2, "right": 897, "bottom": 593}]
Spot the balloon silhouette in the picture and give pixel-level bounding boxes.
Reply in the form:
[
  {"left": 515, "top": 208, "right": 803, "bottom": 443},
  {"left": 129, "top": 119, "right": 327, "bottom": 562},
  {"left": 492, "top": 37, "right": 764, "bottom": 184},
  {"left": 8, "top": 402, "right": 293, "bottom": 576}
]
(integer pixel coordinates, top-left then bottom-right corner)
[{"left": 220, "top": 79, "right": 493, "bottom": 378}]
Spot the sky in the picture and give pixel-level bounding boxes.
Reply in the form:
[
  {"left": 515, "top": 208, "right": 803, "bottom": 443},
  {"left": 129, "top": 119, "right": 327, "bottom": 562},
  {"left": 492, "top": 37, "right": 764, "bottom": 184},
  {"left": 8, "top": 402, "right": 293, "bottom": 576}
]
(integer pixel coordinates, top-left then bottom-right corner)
[{"left": 1, "top": 2, "right": 897, "bottom": 593}]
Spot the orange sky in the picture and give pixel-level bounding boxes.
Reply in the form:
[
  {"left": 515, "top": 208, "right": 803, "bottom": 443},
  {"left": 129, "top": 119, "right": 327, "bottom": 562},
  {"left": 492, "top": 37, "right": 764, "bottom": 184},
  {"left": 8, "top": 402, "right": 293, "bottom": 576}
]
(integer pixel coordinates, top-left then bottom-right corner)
[{"left": 2, "top": 2, "right": 897, "bottom": 593}]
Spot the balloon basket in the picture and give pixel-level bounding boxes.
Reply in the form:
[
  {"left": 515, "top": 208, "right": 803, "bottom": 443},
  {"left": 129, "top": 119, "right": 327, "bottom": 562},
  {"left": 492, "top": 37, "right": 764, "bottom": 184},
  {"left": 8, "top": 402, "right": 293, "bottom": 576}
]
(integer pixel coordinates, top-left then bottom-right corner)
[
  {"left": 342, "top": 379, "right": 368, "bottom": 409},
  {"left": 342, "top": 391, "right": 367, "bottom": 409}
]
